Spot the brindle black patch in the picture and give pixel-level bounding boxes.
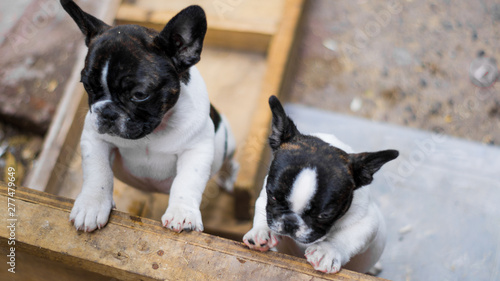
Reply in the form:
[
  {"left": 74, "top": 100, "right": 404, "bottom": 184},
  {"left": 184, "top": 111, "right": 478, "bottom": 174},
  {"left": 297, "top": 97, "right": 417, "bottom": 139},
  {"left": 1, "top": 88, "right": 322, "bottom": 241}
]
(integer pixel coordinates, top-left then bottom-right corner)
[{"left": 209, "top": 104, "right": 221, "bottom": 132}]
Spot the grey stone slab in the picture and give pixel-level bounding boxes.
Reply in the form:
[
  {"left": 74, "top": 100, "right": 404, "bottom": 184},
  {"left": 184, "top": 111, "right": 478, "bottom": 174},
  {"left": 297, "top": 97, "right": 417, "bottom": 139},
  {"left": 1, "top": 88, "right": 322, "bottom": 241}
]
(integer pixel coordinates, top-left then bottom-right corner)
[
  {"left": 284, "top": 103, "right": 500, "bottom": 281},
  {"left": 0, "top": 0, "right": 32, "bottom": 46},
  {"left": 0, "top": 0, "right": 103, "bottom": 134}
]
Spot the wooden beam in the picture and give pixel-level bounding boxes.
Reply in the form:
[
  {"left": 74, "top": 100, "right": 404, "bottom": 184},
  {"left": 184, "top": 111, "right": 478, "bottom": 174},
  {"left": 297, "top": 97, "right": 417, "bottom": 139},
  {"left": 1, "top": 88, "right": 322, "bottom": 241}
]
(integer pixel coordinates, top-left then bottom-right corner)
[
  {"left": 115, "top": 0, "right": 285, "bottom": 53},
  {"left": 0, "top": 184, "right": 385, "bottom": 281},
  {"left": 234, "top": 0, "right": 306, "bottom": 219},
  {"left": 24, "top": 0, "right": 121, "bottom": 192}
]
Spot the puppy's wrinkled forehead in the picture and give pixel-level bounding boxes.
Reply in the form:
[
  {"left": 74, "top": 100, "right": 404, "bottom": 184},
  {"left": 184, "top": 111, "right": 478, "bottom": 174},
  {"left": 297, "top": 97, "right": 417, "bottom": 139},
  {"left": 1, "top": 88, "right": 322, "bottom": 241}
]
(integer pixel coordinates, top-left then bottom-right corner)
[
  {"left": 273, "top": 136, "right": 351, "bottom": 176},
  {"left": 83, "top": 26, "right": 167, "bottom": 80}
]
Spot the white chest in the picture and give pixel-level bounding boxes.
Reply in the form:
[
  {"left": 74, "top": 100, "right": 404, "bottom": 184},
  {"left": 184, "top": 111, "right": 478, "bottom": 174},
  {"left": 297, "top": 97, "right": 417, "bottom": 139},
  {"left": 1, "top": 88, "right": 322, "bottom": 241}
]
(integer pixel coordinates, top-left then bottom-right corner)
[{"left": 111, "top": 143, "right": 178, "bottom": 193}]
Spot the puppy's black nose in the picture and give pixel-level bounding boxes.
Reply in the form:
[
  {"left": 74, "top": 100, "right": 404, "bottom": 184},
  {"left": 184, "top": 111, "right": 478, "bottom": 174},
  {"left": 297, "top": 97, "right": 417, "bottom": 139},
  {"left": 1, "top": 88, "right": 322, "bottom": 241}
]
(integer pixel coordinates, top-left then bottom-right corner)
[
  {"left": 99, "top": 106, "right": 119, "bottom": 121},
  {"left": 283, "top": 214, "right": 298, "bottom": 233}
]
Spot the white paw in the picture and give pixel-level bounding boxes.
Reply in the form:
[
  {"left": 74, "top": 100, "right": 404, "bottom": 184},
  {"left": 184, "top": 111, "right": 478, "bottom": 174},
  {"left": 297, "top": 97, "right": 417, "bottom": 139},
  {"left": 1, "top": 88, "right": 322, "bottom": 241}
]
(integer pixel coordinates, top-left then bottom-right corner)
[
  {"left": 243, "top": 227, "right": 279, "bottom": 252},
  {"left": 69, "top": 192, "right": 115, "bottom": 232},
  {"left": 161, "top": 204, "right": 203, "bottom": 232},
  {"left": 305, "top": 243, "right": 343, "bottom": 274}
]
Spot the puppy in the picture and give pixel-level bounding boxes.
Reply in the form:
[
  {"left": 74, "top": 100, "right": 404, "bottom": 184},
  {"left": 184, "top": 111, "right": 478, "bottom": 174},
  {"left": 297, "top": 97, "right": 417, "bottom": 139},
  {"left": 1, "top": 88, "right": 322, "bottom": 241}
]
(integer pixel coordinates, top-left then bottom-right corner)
[
  {"left": 62, "top": 0, "right": 238, "bottom": 232},
  {"left": 243, "top": 96, "right": 398, "bottom": 274}
]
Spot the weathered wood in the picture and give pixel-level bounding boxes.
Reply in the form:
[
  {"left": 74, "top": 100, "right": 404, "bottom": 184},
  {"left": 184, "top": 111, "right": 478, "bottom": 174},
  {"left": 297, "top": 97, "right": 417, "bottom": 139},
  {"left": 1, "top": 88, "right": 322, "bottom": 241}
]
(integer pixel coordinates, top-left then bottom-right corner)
[
  {"left": 0, "top": 184, "right": 385, "bottom": 281},
  {"left": 234, "top": 0, "right": 306, "bottom": 219},
  {"left": 0, "top": 0, "right": 80, "bottom": 134},
  {"left": 115, "top": 0, "right": 285, "bottom": 53},
  {"left": 0, "top": 0, "right": 117, "bottom": 134},
  {"left": 24, "top": 0, "right": 121, "bottom": 192},
  {"left": 25, "top": 0, "right": 304, "bottom": 239}
]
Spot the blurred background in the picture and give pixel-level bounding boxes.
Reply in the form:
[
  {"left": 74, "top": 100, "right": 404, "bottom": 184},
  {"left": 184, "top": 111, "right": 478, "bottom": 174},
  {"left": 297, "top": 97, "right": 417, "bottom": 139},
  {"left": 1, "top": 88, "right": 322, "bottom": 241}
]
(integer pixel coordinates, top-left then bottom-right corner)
[{"left": 0, "top": 0, "right": 499, "bottom": 280}]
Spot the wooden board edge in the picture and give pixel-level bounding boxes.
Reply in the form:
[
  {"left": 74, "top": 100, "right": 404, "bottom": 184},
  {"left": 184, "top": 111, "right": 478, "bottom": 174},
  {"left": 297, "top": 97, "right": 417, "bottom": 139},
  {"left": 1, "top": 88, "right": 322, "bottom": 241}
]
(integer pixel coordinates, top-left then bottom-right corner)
[
  {"left": 234, "top": 0, "right": 306, "bottom": 218},
  {"left": 24, "top": 0, "right": 122, "bottom": 192},
  {"left": 115, "top": 18, "right": 271, "bottom": 53},
  {"left": 115, "top": 4, "right": 277, "bottom": 34},
  {"left": 0, "top": 184, "right": 386, "bottom": 281}
]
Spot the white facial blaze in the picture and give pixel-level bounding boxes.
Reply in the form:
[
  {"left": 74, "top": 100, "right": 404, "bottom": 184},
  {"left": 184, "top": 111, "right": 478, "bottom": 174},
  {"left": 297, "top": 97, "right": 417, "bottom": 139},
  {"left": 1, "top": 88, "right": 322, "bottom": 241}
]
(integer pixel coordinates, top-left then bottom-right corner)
[
  {"left": 101, "top": 60, "right": 111, "bottom": 97},
  {"left": 289, "top": 168, "right": 317, "bottom": 214}
]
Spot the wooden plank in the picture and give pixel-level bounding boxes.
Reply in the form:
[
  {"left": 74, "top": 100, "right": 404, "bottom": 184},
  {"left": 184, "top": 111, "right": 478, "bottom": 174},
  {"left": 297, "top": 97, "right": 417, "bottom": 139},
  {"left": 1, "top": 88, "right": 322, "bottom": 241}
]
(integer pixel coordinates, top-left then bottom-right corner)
[
  {"left": 0, "top": 184, "right": 385, "bottom": 281},
  {"left": 0, "top": 0, "right": 87, "bottom": 134},
  {"left": 24, "top": 0, "right": 121, "bottom": 192},
  {"left": 115, "top": 0, "right": 285, "bottom": 52},
  {"left": 234, "top": 0, "right": 306, "bottom": 219},
  {"left": 1, "top": 250, "right": 112, "bottom": 281}
]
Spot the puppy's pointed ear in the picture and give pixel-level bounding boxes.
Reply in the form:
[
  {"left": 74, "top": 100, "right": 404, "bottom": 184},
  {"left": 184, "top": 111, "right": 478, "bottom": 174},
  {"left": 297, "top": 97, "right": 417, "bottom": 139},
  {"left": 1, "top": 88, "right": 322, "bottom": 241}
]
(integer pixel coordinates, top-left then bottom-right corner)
[
  {"left": 268, "top": 95, "right": 299, "bottom": 150},
  {"left": 350, "top": 150, "right": 399, "bottom": 188},
  {"left": 61, "top": 0, "right": 110, "bottom": 46},
  {"left": 155, "top": 5, "right": 207, "bottom": 74}
]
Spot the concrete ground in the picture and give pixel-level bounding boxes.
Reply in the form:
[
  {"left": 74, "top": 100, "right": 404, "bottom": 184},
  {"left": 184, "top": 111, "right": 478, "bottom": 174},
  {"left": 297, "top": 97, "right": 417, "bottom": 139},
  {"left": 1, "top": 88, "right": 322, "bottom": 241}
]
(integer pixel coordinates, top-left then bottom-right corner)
[
  {"left": 283, "top": 1, "right": 500, "bottom": 280},
  {"left": 287, "top": 0, "right": 500, "bottom": 145},
  {"left": 285, "top": 104, "right": 500, "bottom": 281}
]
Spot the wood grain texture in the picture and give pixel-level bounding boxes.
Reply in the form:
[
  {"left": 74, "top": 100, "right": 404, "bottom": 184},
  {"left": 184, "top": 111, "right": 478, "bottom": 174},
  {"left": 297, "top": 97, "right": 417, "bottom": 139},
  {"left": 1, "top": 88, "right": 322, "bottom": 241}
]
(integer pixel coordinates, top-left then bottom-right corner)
[
  {"left": 24, "top": 0, "right": 121, "bottom": 192},
  {"left": 0, "top": 184, "right": 385, "bottom": 281},
  {"left": 115, "top": 0, "right": 285, "bottom": 52},
  {"left": 0, "top": 0, "right": 91, "bottom": 134},
  {"left": 234, "top": 0, "right": 306, "bottom": 216}
]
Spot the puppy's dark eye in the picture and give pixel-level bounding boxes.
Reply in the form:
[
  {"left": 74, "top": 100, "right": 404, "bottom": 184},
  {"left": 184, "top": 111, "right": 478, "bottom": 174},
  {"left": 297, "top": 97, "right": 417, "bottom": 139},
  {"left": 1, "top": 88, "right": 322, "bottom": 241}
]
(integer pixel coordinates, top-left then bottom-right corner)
[
  {"left": 83, "top": 83, "right": 94, "bottom": 94},
  {"left": 131, "top": 92, "right": 150, "bottom": 102},
  {"left": 317, "top": 211, "right": 333, "bottom": 220},
  {"left": 272, "top": 196, "right": 276, "bottom": 201}
]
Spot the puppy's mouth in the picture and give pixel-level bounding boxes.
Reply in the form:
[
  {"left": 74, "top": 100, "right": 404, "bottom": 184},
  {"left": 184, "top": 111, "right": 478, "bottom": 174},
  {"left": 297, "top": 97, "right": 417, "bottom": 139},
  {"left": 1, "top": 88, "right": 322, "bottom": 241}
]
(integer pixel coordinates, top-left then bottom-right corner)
[
  {"left": 97, "top": 119, "right": 155, "bottom": 140},
  {"left": 269, "top": 220, "right": 319, "bottom": 245},
  {"left": 270, "top": 229, "right": 317, "bottom": 245},
  {"left": 152, "top": 111, "right": 174, "bottom": 133},
  {"left": 290, "top": 233, "right": 327, "bottom": 245}
]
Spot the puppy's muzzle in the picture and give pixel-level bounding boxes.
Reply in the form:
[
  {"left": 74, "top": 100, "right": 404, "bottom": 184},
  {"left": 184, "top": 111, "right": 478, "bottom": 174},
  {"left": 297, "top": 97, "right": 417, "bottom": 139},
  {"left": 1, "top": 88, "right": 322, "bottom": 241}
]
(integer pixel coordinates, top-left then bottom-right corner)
[
  {"left": 282, "top": 214, "right": 298, "bottom": 233},
  {"left": 97, "top": 105, "right": 119, "bottom": 123},
  {"left": 94, "top": 103, "right": 121, "bottom": 135}
]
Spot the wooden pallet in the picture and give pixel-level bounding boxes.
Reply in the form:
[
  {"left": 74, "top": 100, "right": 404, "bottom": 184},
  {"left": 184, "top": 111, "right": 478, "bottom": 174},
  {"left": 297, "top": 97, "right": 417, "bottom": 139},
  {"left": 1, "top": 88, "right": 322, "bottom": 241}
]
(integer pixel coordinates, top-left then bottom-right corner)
[
  {"left": 25, "top": 0, "right": 305, "bottom": 239},
  {"left": 0, "top": 184, "right": 385, "bottom": 281},
  {"left": 11, "top": 0, "right": 384, "bottom": 279}
]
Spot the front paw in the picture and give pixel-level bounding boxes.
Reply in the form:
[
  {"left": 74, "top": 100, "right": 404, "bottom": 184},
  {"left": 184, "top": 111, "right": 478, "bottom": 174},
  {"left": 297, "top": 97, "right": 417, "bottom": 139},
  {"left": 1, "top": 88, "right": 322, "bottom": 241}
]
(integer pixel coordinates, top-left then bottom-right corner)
[
  {"left": 243, "top": 228, "right": 279, "bottom": 252},
  {"left": 69, "top": 192, "right": 115, "bottom": 232},
  {"left": 305, "top": 243, "right": 343, "bottom": 274},
  {"left": 161, "top": 204, "right": 203, "bottom": 232}
]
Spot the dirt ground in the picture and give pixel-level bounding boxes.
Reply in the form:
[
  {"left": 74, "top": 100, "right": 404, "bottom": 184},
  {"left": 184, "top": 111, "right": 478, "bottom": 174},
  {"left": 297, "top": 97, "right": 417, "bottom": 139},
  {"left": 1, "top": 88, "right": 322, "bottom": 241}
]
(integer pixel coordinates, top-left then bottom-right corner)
[{"left": 286, "top": 0, "right": 500, "bottom": 145}]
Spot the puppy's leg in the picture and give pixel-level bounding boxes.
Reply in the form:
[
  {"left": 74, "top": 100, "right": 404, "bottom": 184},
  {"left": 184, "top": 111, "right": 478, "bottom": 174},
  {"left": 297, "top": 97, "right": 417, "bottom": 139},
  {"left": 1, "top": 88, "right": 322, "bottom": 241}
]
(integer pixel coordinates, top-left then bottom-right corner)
[
  {"left": 243, "top": 180, "right": 280, "bottom": 251},
  {"left": 161, "top": 139, "right": 214, "bottom": 232},
  {"left": 213, "top": 116, "right": 239, "bottom": 192},
  {"left": 214, "top": 157, "right": 239, "bottom": 192},
  {"left": 70, "top": 133, "right": 115, "bottom": 232},
  {"left": 305, "top": 204, "right": 381, "bottom": 274}
]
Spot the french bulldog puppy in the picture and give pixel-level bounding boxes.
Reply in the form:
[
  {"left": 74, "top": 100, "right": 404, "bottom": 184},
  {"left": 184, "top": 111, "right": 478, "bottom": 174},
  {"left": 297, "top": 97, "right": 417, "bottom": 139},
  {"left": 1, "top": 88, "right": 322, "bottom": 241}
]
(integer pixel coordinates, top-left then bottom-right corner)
[
  {"left": 243, "top": 96, "right": 398, "bottom": 274},
  {"left": 62, "top": 0, "right": 238, "bottom": 233}
]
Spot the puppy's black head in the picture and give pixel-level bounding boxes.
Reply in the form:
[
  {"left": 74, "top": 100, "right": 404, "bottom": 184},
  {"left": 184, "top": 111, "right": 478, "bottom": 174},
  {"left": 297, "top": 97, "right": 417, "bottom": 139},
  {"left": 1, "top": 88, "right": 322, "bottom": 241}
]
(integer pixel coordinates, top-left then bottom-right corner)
[
  {"left": 61, "top": 1, "right": 206, "bottom": 139},
  {"left": 265, "top": 96, "right": 398, "bottom": 244}
]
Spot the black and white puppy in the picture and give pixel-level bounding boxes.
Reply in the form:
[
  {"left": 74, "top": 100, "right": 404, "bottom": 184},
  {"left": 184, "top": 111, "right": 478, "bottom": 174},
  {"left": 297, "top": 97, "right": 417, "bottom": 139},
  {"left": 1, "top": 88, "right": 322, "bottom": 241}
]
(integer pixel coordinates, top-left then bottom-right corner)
[
  {"left": 62, "top": 0, "right": 238, "bottom": 232},
  {"left": 243, "top": 96, "right": 398, "bottom": 274}
]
